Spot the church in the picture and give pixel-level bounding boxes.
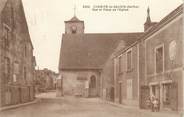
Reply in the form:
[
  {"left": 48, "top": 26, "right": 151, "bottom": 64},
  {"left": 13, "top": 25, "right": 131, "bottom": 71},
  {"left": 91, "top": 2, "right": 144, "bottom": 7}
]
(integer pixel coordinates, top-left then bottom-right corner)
[{"left": 58, "top": 15, "right": 142, "bottom": 97}]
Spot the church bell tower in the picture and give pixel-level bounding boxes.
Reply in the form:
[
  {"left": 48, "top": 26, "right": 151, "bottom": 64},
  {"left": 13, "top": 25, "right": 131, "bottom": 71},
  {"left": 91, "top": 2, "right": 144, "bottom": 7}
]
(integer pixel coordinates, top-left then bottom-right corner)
[{"left": 64, "top": 7, "right": 85, "bottom": 34}]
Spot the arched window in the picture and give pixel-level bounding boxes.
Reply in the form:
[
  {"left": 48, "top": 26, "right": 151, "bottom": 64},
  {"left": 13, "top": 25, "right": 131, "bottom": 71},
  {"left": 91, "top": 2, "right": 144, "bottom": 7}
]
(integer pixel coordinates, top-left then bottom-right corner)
[{"left": 90, "top": 76, "right": 96, "bottom": 88}]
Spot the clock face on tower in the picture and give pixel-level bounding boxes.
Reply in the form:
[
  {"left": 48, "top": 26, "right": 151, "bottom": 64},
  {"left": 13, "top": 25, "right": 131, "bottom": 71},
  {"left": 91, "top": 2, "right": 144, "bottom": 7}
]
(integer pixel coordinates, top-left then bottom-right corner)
[{"left": 71, "top": 25, "right": 77, "bottom": 33}]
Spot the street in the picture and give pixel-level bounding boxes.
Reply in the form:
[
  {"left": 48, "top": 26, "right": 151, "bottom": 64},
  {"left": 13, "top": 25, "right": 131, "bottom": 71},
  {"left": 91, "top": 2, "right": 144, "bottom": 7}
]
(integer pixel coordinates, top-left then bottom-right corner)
[{"left": 0, "top": 92, "right": 181, "bottom": 117}]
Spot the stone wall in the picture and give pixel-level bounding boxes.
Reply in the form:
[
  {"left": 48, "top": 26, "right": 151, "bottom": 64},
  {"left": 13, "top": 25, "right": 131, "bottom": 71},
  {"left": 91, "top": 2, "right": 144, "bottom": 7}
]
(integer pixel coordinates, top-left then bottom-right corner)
[{"left": 61, "top": 70, "right": 100, "bottom": 97}]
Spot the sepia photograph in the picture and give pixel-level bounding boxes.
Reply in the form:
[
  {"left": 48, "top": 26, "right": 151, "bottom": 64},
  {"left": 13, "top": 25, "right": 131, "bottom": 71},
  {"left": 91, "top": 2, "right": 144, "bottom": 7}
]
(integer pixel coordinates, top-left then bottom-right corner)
[{"left": 0, "top": 0, "right": 183, "bottom": 117}]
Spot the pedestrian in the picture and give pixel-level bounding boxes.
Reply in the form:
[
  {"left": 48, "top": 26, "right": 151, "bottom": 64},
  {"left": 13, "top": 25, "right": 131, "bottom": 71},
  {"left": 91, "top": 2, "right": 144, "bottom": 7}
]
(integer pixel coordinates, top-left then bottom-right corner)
[
  {"left": 155, "top": 98, "right": 160, "bottom": 112},
  {"left": 152, "top": 97, "right": 160, "bottom": 112},
  {"left": 150, "top": 94, "right": 156, "bottom": 112}
]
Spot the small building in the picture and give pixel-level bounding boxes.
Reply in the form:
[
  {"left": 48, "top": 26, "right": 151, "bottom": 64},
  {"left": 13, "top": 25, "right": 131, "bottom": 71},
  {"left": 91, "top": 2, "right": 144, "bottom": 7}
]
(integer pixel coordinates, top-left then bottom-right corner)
[{"left": 0, "top": 0, "right": 36, "bottom": 107}]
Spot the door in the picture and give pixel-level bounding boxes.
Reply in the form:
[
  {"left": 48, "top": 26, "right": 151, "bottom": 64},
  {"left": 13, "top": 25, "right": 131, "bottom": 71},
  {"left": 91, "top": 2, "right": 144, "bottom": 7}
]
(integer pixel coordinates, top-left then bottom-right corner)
[
  {"left": 119, "top": 83, "right": 122, "bottom": 104},
  {"left": 140, "top": 85, "right": 150, "bottom": 109},
  {"left": 110, "top": 87, "right": 115, "bottom": 102},
  {"left": 89, "top": 75, "right": 97, "bottom": 97},
  {"left": 169, "top": 82, "right": 178, "bottom": 111},
  {"left": 18, "top": 87, "right": 22, "bottom": 103},
  {"left": 127, "top": 79, "right": 133, "bottom": 99}
]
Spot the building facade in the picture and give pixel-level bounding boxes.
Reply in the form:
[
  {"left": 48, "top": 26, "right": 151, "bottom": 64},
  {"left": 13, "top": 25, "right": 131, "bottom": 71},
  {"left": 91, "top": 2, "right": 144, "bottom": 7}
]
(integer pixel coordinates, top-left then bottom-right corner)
[
  {"left": 107, "top": 4, "right": 183, "bottom": 112},
  {"left": 0, "top": 0, "right": 36, "bottom": 107},
  {"left": 114, "top": 44, "right": 140, "bottom": 107},
  {"left": 141, "top": 4, "right": 183, "bottom": 111}
]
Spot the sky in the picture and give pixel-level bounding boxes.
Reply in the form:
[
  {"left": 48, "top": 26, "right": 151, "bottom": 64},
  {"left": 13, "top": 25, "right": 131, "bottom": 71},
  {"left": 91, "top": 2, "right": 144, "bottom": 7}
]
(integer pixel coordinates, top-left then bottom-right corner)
[{"left": 22, "top": 0, "right": 183, "bottom": 72}]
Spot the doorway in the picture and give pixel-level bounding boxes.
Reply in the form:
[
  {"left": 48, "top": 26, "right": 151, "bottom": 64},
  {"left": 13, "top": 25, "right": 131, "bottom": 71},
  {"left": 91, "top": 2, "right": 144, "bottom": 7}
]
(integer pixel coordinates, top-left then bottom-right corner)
[
  {"left": 127, "top": 79, "right": 133, "bottom": 99},
  {"left": 151, "top": 84, "right": 160, "bottom": 99},
  {"left": 89, "top": 75, "right": 97, "bottom": 97},
  {"left": 119, "top": 83, "right": 122, "bottom": 104},
  {"left": 162, "top": 83, "right": 171, "bottom": 109}
]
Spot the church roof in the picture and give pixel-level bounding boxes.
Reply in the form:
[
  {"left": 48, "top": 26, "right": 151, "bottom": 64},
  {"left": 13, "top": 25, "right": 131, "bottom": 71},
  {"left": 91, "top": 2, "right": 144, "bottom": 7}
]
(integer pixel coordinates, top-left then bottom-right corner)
[
  {"left": 70, "top": 16, "right": 80, "bottom": 21},
  {"left": 59, "top": 33, "right": 143, "bottom": 71}
]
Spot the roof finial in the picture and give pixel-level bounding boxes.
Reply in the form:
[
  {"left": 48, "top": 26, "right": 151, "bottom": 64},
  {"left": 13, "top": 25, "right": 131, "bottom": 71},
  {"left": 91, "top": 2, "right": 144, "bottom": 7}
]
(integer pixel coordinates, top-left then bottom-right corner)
[
  {"left": 74, "top": 5, "right": 76, "bottom": 16},
  {"left": 146, "top": 6, "right": 151, "bottom": 23},
  {"left": 147, "top": 7, "right": 150, "bottom": 16}
]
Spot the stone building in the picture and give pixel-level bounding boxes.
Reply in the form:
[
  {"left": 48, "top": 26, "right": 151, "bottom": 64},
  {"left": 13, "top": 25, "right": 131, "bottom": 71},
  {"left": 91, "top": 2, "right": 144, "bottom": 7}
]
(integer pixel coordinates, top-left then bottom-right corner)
[
  {"left": 107, "top": 4, "right": 183, "bottom": 112},
  {"left": 59, "top": 15, "right": 142, "bottom": 97},
  {"left": 0, "top": 0, "right": 36, "bottom": 107}
]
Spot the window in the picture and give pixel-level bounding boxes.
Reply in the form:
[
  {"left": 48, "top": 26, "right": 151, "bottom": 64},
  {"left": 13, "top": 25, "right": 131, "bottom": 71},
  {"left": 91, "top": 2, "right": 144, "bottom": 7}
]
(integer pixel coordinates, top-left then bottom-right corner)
[
  {"left": 155, "top": 46, "right": 164, "bottom": 73},
  {"left": 127, "top": 50, "right": 132, "bottom": 71},
  {"left": 13, "top": 62, "right": 19, "bottom": 82},
  {"left": 118, "top": 56, "right": 123, "bottom": 73},
  {"left": 3, "top": 25, "right": 10, "bottom": 48},
  {"left": 14, "top": 62, "right": 19, "bottom": 74},
  {"left": 24, "top": 67, "right": 27, "bottom": 82},
  {"left": 4, "top": 57, "right": 10, "bottom": 83}
]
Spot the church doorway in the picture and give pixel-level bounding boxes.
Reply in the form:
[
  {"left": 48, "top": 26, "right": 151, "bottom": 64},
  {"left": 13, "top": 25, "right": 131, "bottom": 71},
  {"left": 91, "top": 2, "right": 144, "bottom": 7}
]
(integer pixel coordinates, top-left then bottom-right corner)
[{"left": 89, "top": 75, "right": 97, "bottom": 97}]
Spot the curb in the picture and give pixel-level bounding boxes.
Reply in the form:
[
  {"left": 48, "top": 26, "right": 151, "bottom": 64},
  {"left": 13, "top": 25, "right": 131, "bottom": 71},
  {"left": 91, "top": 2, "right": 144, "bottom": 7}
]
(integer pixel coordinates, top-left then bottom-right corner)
[{"left": 0, "top": 98, "right": 41, "bottom": 111}]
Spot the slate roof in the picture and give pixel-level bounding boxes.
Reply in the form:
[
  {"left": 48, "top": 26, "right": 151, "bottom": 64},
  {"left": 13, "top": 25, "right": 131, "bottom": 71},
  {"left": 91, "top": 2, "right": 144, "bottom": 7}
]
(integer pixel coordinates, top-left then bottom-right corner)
[
  {"left": 59, "top": 33, "right": 143, "bottom": 70},
  {"left": 114, "top": 3, "right": 183, "bottom": 57}
]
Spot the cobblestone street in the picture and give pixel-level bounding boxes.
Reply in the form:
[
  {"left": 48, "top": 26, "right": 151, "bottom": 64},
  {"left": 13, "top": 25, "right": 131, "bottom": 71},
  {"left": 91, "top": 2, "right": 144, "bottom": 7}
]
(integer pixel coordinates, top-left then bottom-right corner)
[{"left": 0, "top": 92, "right": 182, "bottom": 117}]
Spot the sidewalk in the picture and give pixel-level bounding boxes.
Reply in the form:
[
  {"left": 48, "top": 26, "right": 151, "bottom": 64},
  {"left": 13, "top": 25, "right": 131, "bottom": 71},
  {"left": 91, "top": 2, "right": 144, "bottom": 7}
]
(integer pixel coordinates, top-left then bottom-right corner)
[
  {"left": 101, "top": 99, "right": 183, "bottom": 117},
  {"left": 0, "top": 98, "right": 40, "bottom": 111}
]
